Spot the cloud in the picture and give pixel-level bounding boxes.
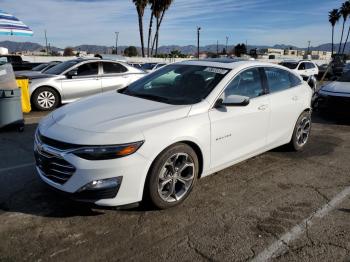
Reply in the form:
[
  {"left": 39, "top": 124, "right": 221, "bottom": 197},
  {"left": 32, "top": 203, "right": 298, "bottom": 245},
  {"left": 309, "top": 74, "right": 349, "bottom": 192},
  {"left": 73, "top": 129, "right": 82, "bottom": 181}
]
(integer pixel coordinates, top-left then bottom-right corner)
[{"left": 0, "top": 0, "right": 345, "bottom": 48}]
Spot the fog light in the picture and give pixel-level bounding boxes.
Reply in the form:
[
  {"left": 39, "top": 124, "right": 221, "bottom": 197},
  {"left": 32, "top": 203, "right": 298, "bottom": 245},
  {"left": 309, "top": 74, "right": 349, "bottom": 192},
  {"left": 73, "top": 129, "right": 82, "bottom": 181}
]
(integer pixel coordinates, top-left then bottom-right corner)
[{"left": 78, "top": 176, "right": 123, "bottom": 192}]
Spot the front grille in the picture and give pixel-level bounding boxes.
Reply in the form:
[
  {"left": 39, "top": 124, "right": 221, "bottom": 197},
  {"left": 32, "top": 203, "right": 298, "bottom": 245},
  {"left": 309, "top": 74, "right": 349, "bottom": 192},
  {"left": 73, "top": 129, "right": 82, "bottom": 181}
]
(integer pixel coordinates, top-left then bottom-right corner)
[
  {"left": 34, "top": 149, "right": 76, "bottom": 185},
  {"left": 39, "top": 133, "right": 79, "bottom": 151}
]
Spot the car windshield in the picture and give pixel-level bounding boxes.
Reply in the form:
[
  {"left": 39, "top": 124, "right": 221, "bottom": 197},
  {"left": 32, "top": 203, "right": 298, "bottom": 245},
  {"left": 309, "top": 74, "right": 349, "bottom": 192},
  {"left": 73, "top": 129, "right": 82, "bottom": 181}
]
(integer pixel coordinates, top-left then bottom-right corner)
[
  {"left": 32, "top": 63, "right": 48, "bottom": 71},
  {"left": 338, "top": 71, "right": 350, "bottom": 82},
  {"left": 45, "top": 60, "right": 80, "bottom": 75},
  {"left": 280, "top": 62, "right": 298, "bottom": 69},
  {"left": 122, "top": 64, "right": 230, "bottom": 105}
]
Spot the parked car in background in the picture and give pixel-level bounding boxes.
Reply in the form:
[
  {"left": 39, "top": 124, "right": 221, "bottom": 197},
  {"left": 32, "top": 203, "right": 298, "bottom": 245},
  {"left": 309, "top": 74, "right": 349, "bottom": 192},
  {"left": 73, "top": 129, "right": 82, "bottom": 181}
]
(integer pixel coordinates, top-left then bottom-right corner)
[
  {"left": 34, "top": 60, "right": 312, "bottom": 209},
  {"left": 15, "top": 61, "right": 62, "bottom": 78},
  {"left": 29, "top": 59, "right": 146, "bottom": 111},
  {"left": 141, "top": 63, "right": 166, "bottom": 73},
  {"left": 128, "top": 63, "right": 144, "bottom": 69},
  {"left": 0, "top": 54, "right": 42, "bottom": 71},
  {"left": 313, "top": 70, "right": 350, "bottom": 115},
  {"left": 280, "top": 60, "right": 318, "bottom": 77}
]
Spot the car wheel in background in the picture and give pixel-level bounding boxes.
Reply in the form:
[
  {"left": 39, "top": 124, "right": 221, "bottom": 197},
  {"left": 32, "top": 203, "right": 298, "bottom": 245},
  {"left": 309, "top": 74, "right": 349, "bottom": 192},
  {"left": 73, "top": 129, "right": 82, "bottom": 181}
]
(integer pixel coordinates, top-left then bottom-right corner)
[
  {"left": 145, "top": 143, "right": 198, "bottom": 209},
  {"left": 32, "top": 87, "right": 60, "bottom": 111},
  {"left": 289, "top": 111, "right": 312, "bottom": 151}
]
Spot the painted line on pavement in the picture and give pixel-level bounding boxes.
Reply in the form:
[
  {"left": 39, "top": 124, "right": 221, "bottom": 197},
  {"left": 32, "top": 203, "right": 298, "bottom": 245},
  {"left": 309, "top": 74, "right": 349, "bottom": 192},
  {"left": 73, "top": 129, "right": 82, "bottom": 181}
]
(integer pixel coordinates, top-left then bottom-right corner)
[
  {"left": 0, "top": 162, "right": 34, "bottom": 173},
  {"left": 252, "top": 186, "right": 350, "bottom": 262}
]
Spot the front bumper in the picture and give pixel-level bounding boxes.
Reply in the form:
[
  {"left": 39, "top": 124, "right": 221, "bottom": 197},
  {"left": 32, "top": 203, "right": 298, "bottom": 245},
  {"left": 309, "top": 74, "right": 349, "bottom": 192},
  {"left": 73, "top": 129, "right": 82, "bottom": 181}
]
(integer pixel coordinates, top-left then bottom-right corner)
[
  {"left": 34, "top": 131, "right": 150, "bottom": 206},
  {"left": 314, "top": 92, "right": 350, "bottom": 114}
]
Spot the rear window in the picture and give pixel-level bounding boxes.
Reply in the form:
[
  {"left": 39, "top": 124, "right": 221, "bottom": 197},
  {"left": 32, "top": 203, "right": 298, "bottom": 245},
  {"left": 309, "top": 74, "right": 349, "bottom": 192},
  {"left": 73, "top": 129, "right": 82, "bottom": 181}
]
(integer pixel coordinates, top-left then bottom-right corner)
[
  {"left": 265, "top": 67, "right": 292, "bottom": 93},
  {"left": 102, "top": 62, "right": 128, "bottom": 74},
  {"left": 280, "top": 62, "right": 298, "bottom": 69}
]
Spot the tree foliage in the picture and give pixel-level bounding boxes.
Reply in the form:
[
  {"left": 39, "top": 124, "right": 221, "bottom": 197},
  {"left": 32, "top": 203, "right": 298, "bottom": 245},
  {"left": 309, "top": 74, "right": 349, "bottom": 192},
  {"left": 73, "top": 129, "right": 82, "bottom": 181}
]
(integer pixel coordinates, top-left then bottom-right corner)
[
  {"left": 233, "top": 44, "right": 247, "bottom": 57},
  {"left": 124, "top": 46, "right": 138, "bottom": 57},
  {"left": 63, "top": 47, "right": 74, "bottom": 56}
]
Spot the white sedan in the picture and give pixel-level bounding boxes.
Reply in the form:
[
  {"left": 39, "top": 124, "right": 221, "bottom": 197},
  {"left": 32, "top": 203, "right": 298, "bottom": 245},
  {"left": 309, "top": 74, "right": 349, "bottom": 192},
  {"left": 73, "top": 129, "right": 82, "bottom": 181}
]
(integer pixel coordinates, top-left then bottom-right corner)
[{"left": 34, "top": 60, "right": 312, "bottom": 209}]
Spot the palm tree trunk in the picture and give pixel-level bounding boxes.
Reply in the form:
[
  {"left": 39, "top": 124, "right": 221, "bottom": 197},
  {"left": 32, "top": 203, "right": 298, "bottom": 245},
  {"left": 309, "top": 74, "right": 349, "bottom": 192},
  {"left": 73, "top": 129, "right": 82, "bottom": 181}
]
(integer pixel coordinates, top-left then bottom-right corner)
[
  {"left": 342, "top": 26, "right": 350, "bottom": 54},
  {"left": 147, "top": 11, "right": 154, "bottom": 57},
  {"left": 332, "top": 26, "right": 334, "bottom": 56},
  {"left": 137, "top": 11, "right": 145, "bottom": 57},
  {"left": 338, "top": 20, "right": 346, "bottom": 54},
  {"left": 153, "top": 10, "right": 166, "bottom": 56},
  {"left": 151, "top": 17, "right": 159, "bottom": 56}
]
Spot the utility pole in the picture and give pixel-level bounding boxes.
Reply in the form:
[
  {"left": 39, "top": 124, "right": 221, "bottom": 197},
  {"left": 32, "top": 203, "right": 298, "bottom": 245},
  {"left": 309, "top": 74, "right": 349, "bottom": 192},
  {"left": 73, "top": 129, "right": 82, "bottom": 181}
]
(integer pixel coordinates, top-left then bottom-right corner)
[
  {"left": 44, "top": 30, "right": 48, "bottom": 56},
  {"left": 307, "top": 40, "right": 311, "bottom": 55},
  {"left": 115, "top": 32, "right": 119, "bottom": 55},
  {"left": 197, "top": 26, "right": 201, "bottom": 59},
  {"left": 225, "top": 36, "right": 229, "bottom": 54},
  {"left": 246, "top": 40, "right": 248, "bottom": 54},
  {"left": 216, "top": 40, "right": 219, "bottom": 56}
]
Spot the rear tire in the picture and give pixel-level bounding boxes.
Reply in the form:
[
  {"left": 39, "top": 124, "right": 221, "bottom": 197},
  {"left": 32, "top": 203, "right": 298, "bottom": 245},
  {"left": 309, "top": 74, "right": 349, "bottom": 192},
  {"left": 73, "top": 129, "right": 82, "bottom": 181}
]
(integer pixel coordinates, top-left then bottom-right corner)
[
  {"left": 32, "top": 87, "right": 60, "bottom": 111},
  {"left": 145, "top": 143, "right": 198, "bottom": 209},
  {"left": 288, "top": 111, "right": 312, "bottom": 151}
]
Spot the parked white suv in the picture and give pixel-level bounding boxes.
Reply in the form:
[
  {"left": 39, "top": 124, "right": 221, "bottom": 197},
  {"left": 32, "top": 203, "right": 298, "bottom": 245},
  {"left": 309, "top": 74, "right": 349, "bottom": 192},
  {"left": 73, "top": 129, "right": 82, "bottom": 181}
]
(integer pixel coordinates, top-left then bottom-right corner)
[
  {"left": 35, "top": 60, "right": 312, "bottom": 209},
  {"left": 280, "top": 60, "right": 319, "bottom": 77}
]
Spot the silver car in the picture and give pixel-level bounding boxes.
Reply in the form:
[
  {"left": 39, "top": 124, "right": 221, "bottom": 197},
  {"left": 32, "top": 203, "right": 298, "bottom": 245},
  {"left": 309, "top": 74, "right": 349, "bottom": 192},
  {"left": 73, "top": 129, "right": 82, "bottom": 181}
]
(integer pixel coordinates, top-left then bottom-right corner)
[{"left": 29, "top": 59, "right": 146, "bottom": 111}]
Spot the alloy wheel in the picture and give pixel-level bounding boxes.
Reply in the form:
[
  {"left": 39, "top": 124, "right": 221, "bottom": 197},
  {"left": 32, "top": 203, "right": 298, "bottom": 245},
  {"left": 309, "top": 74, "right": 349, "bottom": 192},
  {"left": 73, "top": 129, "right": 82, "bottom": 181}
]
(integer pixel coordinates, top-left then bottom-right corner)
[
  {"left": 37, "top": 91, "right": 56, "bottom": 109},
  {"left": 158, "top": 153, "right": 195, "bottom": 203},
  {"left": 296, "top": 116, "right": 311, "bottom": 146}
]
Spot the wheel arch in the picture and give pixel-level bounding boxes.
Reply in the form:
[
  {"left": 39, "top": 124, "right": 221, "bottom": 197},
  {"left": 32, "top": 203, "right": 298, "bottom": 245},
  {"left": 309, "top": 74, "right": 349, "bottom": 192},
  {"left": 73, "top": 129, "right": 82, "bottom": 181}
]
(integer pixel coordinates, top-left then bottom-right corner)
[{"left": 30, "top": 85, "right": 62, "bottom": 105}]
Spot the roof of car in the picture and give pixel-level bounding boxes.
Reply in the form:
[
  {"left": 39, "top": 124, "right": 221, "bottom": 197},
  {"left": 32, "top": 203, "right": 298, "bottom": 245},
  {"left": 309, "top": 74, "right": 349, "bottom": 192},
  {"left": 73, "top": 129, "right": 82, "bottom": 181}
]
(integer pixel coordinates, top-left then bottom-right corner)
[{"left": 177, "top": 59, "right": 283, "bottom": 70}]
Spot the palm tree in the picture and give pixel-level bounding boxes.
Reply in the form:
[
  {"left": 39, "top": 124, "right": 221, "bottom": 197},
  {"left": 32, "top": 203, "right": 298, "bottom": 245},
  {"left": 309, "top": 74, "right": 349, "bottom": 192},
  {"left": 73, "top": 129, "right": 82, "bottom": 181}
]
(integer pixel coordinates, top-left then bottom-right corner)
[
  {"left": 329, "top": 9, "right": 341, "bottom": 55},
  {"left": 151, "top": 0, "right": 173, "bottom": 56},
  {"left": 342, "top": 1, "right": 350, "bottom": 54},
  {"left": 147, "top": 0, "right": 156, "bottom": 57},
  {"left": 338, "top": 2, "right": 349, "bottom": 54},
  {"left": 132, "top": 0, "right": 148, "bottom": 57}
]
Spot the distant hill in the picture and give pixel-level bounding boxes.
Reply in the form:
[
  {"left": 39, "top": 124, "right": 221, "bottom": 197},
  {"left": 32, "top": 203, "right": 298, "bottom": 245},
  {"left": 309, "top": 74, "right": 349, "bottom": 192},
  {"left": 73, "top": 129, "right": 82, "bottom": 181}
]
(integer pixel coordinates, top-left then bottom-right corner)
[{"left": 1, "top": 40, "right": 348, "bottom": 55}]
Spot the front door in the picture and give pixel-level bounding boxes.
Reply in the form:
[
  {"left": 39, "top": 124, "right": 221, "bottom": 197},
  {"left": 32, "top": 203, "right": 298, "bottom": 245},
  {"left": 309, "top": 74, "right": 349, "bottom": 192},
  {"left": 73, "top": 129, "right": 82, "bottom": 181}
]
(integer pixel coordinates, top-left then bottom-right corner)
[
  {"left": 209, "top": 67, "right": 270, "bottom": 169},
  {"left": 61, "top": 62, "right": 102, "bottom": 102}
]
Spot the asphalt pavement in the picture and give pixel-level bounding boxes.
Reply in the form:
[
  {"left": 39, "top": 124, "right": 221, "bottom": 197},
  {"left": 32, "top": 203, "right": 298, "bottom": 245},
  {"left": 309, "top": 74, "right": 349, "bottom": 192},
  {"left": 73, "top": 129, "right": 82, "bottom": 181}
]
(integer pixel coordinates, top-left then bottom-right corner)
[{"left": 0, "top": 112, "right": 349, "bottom": 262}]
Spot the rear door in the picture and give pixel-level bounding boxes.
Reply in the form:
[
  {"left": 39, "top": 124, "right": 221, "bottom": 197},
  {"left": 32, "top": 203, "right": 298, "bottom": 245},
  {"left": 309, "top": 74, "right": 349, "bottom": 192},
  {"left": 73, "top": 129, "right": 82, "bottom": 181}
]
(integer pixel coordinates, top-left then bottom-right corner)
[
  {"left": 61, "top": 62, "right": 102, "bottom": 101},
  {"left": 101, "top": 62, "right": 130, "bottom": 92},
  {"left": 263, "top": 67, "right": 304, "bottom": 146}
]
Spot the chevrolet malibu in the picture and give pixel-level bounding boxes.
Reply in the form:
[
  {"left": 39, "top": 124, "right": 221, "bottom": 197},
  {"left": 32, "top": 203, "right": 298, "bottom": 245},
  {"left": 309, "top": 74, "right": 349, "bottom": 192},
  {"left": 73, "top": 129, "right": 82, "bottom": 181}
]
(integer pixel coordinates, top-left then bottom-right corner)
[{"left": 35, "top": 60, "right": 312, "bottom": 209}]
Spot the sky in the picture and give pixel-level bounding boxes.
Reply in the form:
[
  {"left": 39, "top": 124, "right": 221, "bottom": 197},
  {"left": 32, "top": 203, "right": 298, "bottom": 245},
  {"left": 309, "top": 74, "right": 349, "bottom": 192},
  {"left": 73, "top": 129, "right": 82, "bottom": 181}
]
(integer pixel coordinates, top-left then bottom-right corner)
[{"left": 0, "top": 0, "right": 346, "bottom": 48}]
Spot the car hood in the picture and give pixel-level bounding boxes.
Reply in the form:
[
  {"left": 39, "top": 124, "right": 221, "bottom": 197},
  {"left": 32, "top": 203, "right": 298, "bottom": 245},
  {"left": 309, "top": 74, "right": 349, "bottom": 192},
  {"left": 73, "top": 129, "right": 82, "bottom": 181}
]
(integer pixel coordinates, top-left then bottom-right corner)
[
  {"left": 40, "top": 91, "right": 191, "bottom": 144},
  {"left": 321, "top": 81, "right": 350, "bottom": 94},
  {"left": 27, "top": 73, "right": 57, "bottom": 80}
]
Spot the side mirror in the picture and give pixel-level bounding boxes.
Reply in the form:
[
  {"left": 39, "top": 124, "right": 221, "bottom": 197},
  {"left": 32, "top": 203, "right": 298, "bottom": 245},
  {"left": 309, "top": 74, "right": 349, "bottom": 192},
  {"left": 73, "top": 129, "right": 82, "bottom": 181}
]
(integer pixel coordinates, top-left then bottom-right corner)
[
  {"left": 66, "top": 69, "right": 78, "bottom": 79},
  {"left": 216, "top": 95, "right": 250, "bottom": 107}
]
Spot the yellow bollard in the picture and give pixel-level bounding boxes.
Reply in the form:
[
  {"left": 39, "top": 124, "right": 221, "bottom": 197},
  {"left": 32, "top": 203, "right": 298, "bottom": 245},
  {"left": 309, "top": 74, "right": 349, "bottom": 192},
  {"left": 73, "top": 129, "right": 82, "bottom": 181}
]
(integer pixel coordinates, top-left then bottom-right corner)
[{"left": 16, "top": 77, "right": 31, "bottom": 113}]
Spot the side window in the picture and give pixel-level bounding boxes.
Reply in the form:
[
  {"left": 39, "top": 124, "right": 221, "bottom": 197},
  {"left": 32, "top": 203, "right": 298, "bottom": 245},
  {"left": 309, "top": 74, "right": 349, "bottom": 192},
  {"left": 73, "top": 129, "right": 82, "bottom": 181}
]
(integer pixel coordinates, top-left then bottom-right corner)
[
  {"left": 307, "top": 63, "right": 315, "bottom": 69},
  {"left": 224, "top": 68, "right": 264, "bottom": 99},
  {"left": 298, "top": 63, "right": 306, "bottom": 70},
  {"left": 289, "top": 72, "right": 302, "bottom": 87},
  {"left": 76, "top": 62, "right": 99, "bottom": 76},
  {"left": 103, "top": 62, "right": 127, "bottom": 74},
  {"left": 265, "top": 67, "right": 292, "bottom": 93}
]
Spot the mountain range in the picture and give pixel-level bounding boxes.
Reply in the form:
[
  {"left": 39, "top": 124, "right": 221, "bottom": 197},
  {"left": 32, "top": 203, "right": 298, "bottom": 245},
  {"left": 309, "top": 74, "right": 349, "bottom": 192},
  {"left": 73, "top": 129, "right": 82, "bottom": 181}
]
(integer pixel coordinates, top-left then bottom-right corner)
[{"left": 0, "top": 40, "right": 346, "bottom": 55}]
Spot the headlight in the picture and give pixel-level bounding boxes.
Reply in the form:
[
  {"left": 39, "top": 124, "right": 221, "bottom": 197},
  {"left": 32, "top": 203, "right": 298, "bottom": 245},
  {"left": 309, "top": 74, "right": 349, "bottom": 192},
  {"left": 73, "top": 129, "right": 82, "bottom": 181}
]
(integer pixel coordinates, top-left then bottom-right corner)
[{"left": 72, "top": 141, "right": 144, "bottom": 160}]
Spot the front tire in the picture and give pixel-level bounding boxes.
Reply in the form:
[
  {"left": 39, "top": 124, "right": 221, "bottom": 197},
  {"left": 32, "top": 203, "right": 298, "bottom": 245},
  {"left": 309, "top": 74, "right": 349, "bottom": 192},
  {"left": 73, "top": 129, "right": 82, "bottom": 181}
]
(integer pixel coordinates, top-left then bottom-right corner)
[
  {"left": 145, "top": 143, "right": 199, "bottom": 209},
  {"left": 32, "top": 87, "right": 60, "bottom": 111},
  {"left": 289, "top": 111, "right": 312, "bottom": 151}
]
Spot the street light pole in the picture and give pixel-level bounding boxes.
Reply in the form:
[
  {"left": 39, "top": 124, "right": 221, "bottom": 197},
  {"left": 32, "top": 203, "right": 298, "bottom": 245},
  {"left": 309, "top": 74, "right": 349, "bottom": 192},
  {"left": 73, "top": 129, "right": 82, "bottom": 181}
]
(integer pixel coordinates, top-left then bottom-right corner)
[
  {"left": 115, "top": 32, "right": 119, "bottom": 55},
  {"left": 307, "top": 40, "right": 311, "bottom": 55},
  {"left": 44, "top": 30, "right": 48, "bottom": 56},
  {"left": 226, "top": 36, "right": 229, "bottom": 54},
  {"left": 197, "top": 26, "right": 201, "bottom": 59}
]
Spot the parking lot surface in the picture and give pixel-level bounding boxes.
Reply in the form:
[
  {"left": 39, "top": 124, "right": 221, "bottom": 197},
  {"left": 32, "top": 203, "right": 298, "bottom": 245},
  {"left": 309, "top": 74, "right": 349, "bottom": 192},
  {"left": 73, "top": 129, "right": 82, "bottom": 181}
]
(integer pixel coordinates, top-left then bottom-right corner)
[{"left": 0, "top": 112, "right": 349, "bottom": 262}]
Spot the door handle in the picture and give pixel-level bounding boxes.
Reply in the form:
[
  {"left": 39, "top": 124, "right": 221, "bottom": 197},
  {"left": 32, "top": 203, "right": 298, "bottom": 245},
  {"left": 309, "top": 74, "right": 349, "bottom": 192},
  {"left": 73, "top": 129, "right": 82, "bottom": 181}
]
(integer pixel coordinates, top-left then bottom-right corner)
[
  {"left": 258, "top": 104, "right": 268, "bottom": 111},
  {"left": 292, "top": 96, "right": 298, "bottom": 101}
]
